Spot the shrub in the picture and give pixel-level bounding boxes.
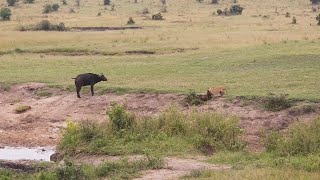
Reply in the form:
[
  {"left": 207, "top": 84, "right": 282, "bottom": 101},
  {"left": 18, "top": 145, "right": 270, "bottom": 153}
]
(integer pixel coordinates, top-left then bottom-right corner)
[
  {"left": 127, "top": 17, "right": 135, "bottom": 25},
  {"left": 288, "top": 104, "right": 317, "bottom": 116},
  {"left": 43, "top": 4, "right": 53, "bottom": 13},
  {"left": 15, "top": 105, "right": 31, "bottom": 113},
  {"left": 0, "top": 8, "right": 11, "bottom": 21},
  {"left": 52, "top": 4, "right": 60, "bottom": 11},
  {"left": 78, "top": 120, "right": 103, "bottom": 142},
  {"left": 43, "top": 4, "right": 59, "bottom": 14},
  {"left": 7, "top": 0, "right": 17, "bottom": 6},
  {"left": 196, "top": 0, "right": 204, "bottom": 3},
  {"left": 285, "top": 12, "right": 290, "bottom": 17},
  {"left": 59, "top": 106, "right": 244, "bottom": 156},
  {"left": 229, "top": 4, "right": 244, "bottom": 15},
  {"left": 152, "top": 13, "right": 163, "bottom": 20},
  {"left": 184, "top": 90, "right": 203, "bottom": 106},
  {"left": 34, "top": 20, "right": 67, "bottom": 31},
  {"left": 55, "top": 160, "right": 90, "bottom": 180},
  {"left": 264, "top": 118, "right": 320, "bottom": 156},
  {"left": 36, "top": 20, "right": 51, "bottom": 30},
  {"left": 262, "top": 93, "right": 292, "bottom": 111},
  {"left": 292, "top": 16, "right": 297, "bottom": 24},
  {"left": 62, "top": 0, "right": 67, "bottom": 5},
  {"left": 157, "top": 107, "right": 188, "bottom": 136},
  {"left": 194, "top": 113, "right": 244, "bottom": 152},
  {"left": 24, "top": 0, "right": 35, "bottom": 4},
  {"left": 107, "top": 103, "right": 135, "bottom": 132}
]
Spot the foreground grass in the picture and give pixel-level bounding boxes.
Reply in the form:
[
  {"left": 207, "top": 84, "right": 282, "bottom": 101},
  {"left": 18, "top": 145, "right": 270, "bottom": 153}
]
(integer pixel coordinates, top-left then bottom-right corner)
[
  {"left": 59, "top": 104, "right": 244, "bottom": 156},
  {"left": 0, "top": 156, "right": 164, "bottom": 180},
  {"left": 182, "top": 167, "right": 320, "bottom": 180},
  {"left": 1, "top": 41, "right": 320, "bottom": 100}
]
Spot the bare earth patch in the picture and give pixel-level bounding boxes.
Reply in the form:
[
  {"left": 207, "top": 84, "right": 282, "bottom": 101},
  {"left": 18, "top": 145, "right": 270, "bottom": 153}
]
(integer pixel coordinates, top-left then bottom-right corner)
[
  {"left": 73, "top": 155, "right": 230, "bottom": 180},
  {"left": 0, "top": 83, "right": 319, "bottom": 151}
]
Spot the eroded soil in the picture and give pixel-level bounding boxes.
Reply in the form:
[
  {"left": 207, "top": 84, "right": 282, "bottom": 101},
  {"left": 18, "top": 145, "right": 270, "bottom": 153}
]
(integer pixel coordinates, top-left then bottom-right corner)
[{"left": 0, "top": 83, "right": 319, "bottom": 151}]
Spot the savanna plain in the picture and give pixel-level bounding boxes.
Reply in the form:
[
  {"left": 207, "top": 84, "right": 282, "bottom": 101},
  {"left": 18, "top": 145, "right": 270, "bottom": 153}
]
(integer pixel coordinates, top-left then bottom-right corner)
[{"left": 0, "top": 0, "right": 320, "bottom": 179}]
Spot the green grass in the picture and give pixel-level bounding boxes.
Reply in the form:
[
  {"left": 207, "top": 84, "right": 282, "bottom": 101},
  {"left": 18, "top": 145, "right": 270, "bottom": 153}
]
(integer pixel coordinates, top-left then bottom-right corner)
[
  {"left": 0, "top": 156, "right": 164, "bottom": 180},
  {"left": 1, "top": 41, "right": 320, "bottom": 100},
  {"left": 182, "top": 167, "right": 320, "bottom": 180},
  {"left": 59, "top": 105, "right": 244, "bottom": 156}
]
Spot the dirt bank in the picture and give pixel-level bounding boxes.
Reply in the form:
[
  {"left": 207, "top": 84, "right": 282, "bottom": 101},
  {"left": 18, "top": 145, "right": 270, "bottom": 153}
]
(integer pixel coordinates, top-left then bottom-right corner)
[{"left": 0, "top": 83, "right": 318, "bottom": 151}]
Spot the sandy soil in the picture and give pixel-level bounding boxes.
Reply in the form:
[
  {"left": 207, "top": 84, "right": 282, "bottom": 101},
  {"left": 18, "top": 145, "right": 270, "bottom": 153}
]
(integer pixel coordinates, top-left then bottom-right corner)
[{"left": 0, "top": 83, "right": 318, "bottom": 151}]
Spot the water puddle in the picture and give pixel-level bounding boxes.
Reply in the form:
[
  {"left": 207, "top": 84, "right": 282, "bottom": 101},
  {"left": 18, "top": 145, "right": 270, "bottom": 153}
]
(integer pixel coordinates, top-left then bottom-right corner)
[{"left": 0, "top": 147, "right": 55, "bottom": 161}]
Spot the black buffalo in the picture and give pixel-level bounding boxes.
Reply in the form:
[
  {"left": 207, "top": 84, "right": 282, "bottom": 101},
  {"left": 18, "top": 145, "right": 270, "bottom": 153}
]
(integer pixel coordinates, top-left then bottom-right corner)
[{"left": 73, "top": 73, "right": 108, "bottom": 98}]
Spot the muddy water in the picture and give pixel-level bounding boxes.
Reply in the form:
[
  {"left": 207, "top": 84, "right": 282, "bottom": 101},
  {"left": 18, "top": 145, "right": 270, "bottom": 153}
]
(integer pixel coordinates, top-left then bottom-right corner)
[{"left": 0, "top": 147, "right": 55, "bottom": 161}]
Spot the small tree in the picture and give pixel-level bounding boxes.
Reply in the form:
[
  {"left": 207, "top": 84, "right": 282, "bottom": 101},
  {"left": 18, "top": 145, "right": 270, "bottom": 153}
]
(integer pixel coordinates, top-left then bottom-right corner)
[
  {"left": 0, "top": 8, "right": 11, "bottom": 20},
  {"left": 7, "top": 0, "right": 17, "bottom": 6},
  {"left": 76, "top": 0, "right": 80, "bottom": 6},
  {"left": 160, "top": 0, "right": 166, "bottom": 5}
]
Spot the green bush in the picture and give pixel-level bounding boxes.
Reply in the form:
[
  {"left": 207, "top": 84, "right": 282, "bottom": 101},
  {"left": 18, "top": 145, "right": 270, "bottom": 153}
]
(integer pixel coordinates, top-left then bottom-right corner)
[
  {"left": 184, "top": 90, "right": 203, "bottom": 106},
  {"left": 43, "top": 4, "right": 59, "bottom": 14},
  {"left": 262, "top": 93, "right": 292, "bottom": 111},
  {"left": 265, "top": 118, "right": 320, "bottom": 156},
  {"left": 0, "top": 8, "right": 11, "bottom": 21},
  {"left": 52, "top": 4, "right": 60, "bottom": 11},
  {"left": 7, "top": 0, "right": 17, "bottom": 6},
  {"left": 107, "top": 103, "right": 135, "bottom": 132},
  {"left": 32, "top": 20, "right": 67, "bottom": 31},
  {"left": 79, "top": 120, "right": 103, "bottom": 142},
  {"left": 55, "top": 160, "right": 91, "bottom": 180},
  {"left": 59, "top": 105, "right": 244, "bottom": 156},
  {"left": 157, "top": 107, "right": 188, "bottom": 136}
]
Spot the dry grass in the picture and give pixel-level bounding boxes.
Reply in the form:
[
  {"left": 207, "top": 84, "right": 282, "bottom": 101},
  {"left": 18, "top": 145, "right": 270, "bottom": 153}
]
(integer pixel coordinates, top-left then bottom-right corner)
[{"left": 0, "top": 0, "right": 319, "bottom": 51}]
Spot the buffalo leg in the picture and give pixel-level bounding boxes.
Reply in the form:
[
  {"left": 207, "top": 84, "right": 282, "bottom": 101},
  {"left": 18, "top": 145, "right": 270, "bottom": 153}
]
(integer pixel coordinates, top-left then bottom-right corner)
[
  {"left": 76, "top": 86, "right": 81, "bottom": 98},
  {"left": 91, "top": 85, "right": 94, "bottom": 96}
]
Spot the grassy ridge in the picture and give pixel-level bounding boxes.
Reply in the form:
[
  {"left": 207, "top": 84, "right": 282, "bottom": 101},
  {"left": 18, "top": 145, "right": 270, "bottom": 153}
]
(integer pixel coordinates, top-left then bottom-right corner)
[{"left": 1, "top": 41, "right": 319, "bottom": 99}]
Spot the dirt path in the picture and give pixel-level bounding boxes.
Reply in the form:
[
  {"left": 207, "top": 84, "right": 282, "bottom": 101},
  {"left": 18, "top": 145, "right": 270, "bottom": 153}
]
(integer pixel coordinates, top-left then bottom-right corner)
[
  {"left": 0, "top": 83, "right": 318, "bottom": 150},
  {"left": 134, "top": 157, "right": 230, "bottom": 180},
  {"left": 73, "top": 155, "right": 230, "bottom": 180}
]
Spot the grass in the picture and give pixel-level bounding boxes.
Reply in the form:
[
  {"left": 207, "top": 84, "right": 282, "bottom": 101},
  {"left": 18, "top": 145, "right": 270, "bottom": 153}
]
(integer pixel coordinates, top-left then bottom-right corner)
[
  {"left": 0, "top": 156, "right": 164, "bottom": 180},
  {"left": 15, "top": 105, "right": 31, "bottom": 113},
  {"left": 0, "top": 41, "right": 320, "bottom": 100},
  {"left": 35, "top": 89, "right": 53, "bottom": 97},
  {"left": 58, "top": 104, "right": 244, "bottom": 156},
  {"left": 182, "top": 167, "right": 320, "bottom": 180},
  {"left": 264, "top": 117, "right": 320, "bottom": 156}
]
